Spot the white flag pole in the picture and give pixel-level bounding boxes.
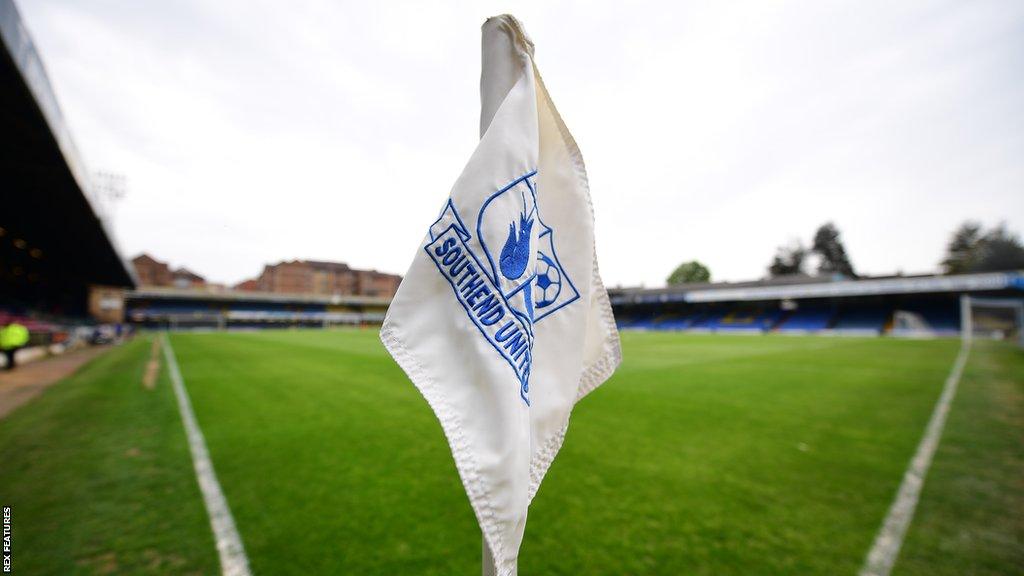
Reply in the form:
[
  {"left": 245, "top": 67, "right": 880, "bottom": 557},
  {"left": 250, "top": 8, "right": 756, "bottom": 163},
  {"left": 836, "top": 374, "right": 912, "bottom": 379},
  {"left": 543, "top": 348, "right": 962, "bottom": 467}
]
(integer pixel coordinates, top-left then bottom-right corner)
[{"left": 482, "top": 536, "right": 498, "bottom": 576}]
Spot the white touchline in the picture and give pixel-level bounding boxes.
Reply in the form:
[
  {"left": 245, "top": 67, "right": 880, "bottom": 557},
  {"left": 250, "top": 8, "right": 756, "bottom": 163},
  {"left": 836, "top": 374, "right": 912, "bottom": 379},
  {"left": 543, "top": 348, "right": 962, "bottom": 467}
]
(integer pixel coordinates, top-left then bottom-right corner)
[
  {"left": 162, "top": 334, "right": 253, "bottom": 576},
  {"left": 859, "top": 341, "right": 971, "bottom": 576}
]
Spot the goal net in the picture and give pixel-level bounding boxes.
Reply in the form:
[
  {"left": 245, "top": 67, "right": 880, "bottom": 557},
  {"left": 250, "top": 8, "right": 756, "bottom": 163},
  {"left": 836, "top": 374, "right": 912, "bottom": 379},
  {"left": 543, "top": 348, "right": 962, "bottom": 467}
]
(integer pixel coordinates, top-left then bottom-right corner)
[{"left": 961, "top": 295, "right": 1024, "bottom": 348}]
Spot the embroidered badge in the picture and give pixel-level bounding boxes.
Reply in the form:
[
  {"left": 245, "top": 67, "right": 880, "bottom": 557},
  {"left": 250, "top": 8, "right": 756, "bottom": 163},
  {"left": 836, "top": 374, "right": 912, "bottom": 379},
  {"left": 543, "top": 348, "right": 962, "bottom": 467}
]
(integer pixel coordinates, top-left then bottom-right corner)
[{"left": 425, "top": 171, "right": 579, "bottom": 404}]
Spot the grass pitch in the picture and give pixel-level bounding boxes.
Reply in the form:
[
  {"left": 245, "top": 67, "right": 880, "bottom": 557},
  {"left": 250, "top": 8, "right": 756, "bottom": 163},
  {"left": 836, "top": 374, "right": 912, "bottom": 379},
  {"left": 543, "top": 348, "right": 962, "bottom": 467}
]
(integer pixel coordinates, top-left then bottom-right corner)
[{"left": 1, "top": 330, "right": 1021, "bottom": 575}]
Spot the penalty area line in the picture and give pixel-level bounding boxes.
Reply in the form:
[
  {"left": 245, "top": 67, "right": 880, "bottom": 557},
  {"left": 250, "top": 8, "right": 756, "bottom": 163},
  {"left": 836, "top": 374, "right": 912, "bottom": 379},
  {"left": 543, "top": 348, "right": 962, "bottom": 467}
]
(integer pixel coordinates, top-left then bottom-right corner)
[
  {"left": 859, "top": 341, "right": 971, "bottom": 576},
  {"left": 162, "top": 334, "right": 253, "bottom": 576}
]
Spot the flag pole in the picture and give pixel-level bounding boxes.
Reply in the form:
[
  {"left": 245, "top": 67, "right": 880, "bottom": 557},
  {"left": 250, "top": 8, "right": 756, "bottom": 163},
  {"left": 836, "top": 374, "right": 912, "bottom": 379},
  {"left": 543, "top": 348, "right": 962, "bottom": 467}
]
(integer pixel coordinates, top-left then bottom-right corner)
[{"left": 482, "top": 536, "right": 497, "bottom": 576}]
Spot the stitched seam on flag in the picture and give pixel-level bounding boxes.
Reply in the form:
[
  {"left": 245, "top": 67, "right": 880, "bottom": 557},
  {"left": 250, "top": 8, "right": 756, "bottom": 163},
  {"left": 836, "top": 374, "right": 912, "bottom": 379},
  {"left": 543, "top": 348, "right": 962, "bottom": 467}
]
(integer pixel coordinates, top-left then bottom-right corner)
[
  {"left": 527, "top": 313, "right": 621, "bottom": 501},
  {"left": 430, "top": 199, "right": 471, "bottom": 242},
  {"left": 525, "top": 68, "right": 624, "bottom": 503},
  {"left": 528, "top": 424, "right": 567, "bottom": 502},
  {"left": 497, "top": 15, "right": 535, "bottom": 57},
  {"left": 533, "top": 67, "right": 621, "bottom": 399},
  {"left": 534, "top": 68, "right": 622, "bottom": 400},
  {"left": 577, "top": 250, "right": 623, "bottom": 401},
  {"left": 379, "top": 324, "right": 513, "bottom": 575}
]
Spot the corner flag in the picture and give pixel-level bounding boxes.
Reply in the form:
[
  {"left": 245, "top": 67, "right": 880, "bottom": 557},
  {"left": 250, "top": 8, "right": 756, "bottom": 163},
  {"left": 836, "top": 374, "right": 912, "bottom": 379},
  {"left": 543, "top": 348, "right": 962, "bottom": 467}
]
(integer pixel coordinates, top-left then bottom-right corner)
[{"left": 380, "top": 15, "right": 621, "bottom": 575}]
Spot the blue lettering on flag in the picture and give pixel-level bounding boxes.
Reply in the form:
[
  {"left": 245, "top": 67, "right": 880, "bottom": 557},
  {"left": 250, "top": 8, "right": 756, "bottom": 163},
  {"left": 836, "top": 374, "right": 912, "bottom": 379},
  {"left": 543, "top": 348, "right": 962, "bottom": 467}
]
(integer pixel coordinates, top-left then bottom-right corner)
[
  {"left": 426, "top": 222, "right": 533, "bottom": 404},
  {"left": 425, "top": 172, "right": 578, "bottom": 405}
]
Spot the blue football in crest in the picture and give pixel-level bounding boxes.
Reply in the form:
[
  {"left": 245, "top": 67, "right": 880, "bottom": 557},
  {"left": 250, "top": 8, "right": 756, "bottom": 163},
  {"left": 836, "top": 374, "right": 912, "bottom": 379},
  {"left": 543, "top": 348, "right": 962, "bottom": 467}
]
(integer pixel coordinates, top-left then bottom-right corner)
[{"left": 535, "top": 252, "right": 562, "bottom": 308}]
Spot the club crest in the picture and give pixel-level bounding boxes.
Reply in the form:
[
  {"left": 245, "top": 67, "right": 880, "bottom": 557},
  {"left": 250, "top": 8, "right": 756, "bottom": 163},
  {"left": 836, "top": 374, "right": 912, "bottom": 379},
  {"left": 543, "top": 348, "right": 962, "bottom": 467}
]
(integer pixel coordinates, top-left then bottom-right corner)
[{"left": 424, "top": 171, "right": 579, "bottom": 404}]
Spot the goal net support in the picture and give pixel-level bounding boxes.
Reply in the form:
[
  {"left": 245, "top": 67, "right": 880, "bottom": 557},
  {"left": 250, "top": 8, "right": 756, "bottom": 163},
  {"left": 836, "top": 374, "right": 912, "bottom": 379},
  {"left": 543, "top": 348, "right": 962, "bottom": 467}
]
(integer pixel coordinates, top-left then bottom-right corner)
[{"left": 961, "top": 295, "right": 1024, "bottom": 348}]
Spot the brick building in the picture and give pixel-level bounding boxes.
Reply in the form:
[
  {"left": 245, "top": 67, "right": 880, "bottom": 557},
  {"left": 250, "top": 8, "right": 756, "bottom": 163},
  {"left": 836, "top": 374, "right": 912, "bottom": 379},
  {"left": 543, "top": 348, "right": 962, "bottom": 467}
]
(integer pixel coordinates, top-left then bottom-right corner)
[
  {"left": 353, "top": 268, "right": 403, "bottom": 297},
  {"left": 171, "top": 267, "right": 206, "bottom": 289},
  {"left": 131, "top": 254, "right": 172, "bottom": 287},
  {"left": 238, "top": 259, "right": 400, "bottom": 298},
  {"left": 234, "top": 279, "right": 259, "bottom": 292},
  {"left": 131, "top": 254, "right": 206, "bottom": 289},
  {"left": 133, "top": 253, "right": 399, "bottom": 298}
]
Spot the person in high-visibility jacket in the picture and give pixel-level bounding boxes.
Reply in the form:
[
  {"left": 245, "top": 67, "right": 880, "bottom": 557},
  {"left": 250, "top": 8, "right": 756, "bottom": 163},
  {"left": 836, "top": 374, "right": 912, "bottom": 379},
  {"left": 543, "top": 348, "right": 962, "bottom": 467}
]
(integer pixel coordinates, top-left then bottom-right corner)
[{"left": 0, "top": 322, "right": 30, "bottom": 371}]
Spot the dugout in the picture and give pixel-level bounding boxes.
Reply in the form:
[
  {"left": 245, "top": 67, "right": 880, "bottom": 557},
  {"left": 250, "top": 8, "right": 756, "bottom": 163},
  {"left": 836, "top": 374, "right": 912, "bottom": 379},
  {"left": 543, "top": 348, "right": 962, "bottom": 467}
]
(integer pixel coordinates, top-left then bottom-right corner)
[{"left": 0, "top": 0, "right": 136, "bottom": 318}]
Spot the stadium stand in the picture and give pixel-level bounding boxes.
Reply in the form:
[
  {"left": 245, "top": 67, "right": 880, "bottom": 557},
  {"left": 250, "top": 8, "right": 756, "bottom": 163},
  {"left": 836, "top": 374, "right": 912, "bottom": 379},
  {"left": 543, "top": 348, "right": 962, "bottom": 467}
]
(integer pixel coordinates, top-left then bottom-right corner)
[
  {"left": 831, "top": 304, "right": 890, "bottom": 334},
  {"left": 691, "top": 309, "right": 728, "bottom": 331},
  {"left": 125, "top": 287, "right": 388, "bottom": 329},
  {"left": 890, "top": 301, "right": 961, "bottom": 336},
  {"left": 657, "top": 312, "right": 696, "bottom": 330},
  {"left": 716, "top": 307, "right": 784, "bottom": 332},
  {"left": 910, "top": 303, "right": 960, "bottom": 333},
  {"left": 1, "top": 1, "right": 135, "bottom": 368},
  {"left": 775, "top": 306, "right": 835, "bottom": 332},
  {"left": 609, "top": 271, "right": 1023, "bottom": 338}
]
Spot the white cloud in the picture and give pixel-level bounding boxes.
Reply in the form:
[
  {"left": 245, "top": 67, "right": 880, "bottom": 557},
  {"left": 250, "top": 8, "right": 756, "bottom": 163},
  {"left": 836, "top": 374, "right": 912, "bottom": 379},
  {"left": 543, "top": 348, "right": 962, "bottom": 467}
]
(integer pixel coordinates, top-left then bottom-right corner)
[{"left": 17, "top": 0, "right": 1024, "bottom": 286}]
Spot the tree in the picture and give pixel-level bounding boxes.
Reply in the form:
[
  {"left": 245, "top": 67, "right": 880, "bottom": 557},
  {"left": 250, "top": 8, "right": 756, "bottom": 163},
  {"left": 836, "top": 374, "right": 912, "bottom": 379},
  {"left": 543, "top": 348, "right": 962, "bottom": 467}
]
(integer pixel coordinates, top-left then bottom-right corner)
[
  {"left": 979, "top": 224, "right": 1024, "bottom": 271},
  {"left": 942, "top": 221, "right": 1024, "bottom": 274},
  {"left": 811, "top": 222, "right": 857, "bottom": 278},
  {"left": 768, "top": 241, "right": 807, "bottom": 277},
  {"left": 667, "top": 261, "right": 711, "bottom": 285},
  {"left": 940, "top": 221, "right": 983, "bottom": 274}
]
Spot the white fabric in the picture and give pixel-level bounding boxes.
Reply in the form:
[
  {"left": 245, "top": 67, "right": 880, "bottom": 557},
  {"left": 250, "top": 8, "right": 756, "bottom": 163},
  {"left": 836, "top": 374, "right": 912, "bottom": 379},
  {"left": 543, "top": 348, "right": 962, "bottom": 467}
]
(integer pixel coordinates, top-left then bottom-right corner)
[{"left": 380, "top": 14, "right": 621, "bottom": 576}]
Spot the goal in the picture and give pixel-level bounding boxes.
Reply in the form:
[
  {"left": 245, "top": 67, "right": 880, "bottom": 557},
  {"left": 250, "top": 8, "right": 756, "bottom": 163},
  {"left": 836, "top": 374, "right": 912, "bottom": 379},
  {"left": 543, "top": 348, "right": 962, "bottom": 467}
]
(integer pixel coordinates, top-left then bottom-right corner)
[{"left": 960, "top": 295, "right": 1024, "bottom": 348}]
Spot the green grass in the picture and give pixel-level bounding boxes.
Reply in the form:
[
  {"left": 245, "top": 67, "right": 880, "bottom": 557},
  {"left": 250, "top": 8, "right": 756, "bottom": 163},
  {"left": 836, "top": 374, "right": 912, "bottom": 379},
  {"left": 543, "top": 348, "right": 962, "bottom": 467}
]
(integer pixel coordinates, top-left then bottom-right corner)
[
  {"left": 0, "top": 337, "right": 218, "bottom": 575},
  {"left": 1, "top": 330, "right": 1021, "bottom": 575},
  {"left": 896, "top": 340, "right": 1024, "bottom": 575}
]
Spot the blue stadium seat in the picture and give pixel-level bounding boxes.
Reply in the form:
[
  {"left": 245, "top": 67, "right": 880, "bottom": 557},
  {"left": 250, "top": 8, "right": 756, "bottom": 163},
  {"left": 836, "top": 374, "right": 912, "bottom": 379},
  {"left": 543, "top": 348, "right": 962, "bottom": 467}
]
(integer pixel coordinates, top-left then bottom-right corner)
[
  {"left": 776, "top": 307, "right": 835, "bottom": 331},
  {"left": 832, "top": 305, "right": 889, "bottom": 332}
]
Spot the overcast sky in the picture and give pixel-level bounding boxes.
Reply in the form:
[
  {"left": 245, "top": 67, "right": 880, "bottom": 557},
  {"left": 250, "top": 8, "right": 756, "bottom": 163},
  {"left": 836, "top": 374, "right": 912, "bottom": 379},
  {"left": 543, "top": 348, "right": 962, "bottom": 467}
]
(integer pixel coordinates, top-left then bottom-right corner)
[{"left": 17, "top": 0, "right": 1024, "bottom": 287}]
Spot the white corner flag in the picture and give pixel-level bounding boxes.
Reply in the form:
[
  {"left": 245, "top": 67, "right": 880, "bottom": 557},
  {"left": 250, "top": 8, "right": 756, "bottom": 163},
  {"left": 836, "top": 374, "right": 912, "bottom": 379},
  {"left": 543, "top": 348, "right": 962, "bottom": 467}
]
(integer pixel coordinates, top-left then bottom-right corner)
[{"left": 380, "top": 14, "right": 621, "bottom": 576}]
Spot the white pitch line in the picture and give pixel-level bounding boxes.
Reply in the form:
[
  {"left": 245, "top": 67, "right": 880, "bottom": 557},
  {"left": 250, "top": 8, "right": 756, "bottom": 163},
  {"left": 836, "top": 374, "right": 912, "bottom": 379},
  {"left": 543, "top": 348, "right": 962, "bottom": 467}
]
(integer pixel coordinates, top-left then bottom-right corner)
[
  {"left": 162, "top": 334, "right": 253, "bottom": 576},
  {"left": 859, "top": 341, "right": 971, "bottom": 576}
]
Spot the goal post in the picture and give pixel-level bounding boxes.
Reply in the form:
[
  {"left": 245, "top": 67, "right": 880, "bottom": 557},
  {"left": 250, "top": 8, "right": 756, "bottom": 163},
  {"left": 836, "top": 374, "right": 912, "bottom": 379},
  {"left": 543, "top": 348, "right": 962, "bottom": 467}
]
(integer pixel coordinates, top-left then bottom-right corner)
[{"left": 960, "top": 295, "right": 1024, "bottom": 348}]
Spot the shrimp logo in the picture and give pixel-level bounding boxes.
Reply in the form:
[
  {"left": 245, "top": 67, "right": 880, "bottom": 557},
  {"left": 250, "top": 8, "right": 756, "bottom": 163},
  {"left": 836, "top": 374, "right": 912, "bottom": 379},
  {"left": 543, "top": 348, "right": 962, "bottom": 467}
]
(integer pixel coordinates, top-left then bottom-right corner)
[
  {"left": 424, "top": 171, "right": 579, "bottom": 405},
  {"left": 477, "top": 171, "right": 579, "bottom": 325},
  {"left": 500, "top": 212, "right": 534, "bottom": 281}
]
